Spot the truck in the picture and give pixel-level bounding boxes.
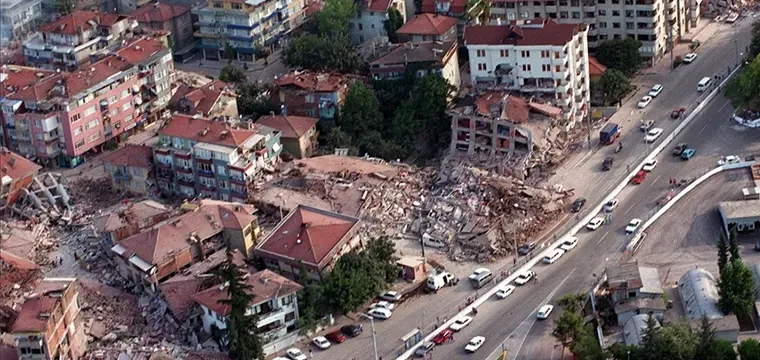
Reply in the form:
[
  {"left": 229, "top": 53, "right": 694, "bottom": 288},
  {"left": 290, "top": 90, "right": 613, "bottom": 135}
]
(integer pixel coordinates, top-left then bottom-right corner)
[
  {"left": 427, "top": 271, "right": 456, "bottom": 291},
  {"left": 599, "top": 123, "right": 620, "bottom": 145}
]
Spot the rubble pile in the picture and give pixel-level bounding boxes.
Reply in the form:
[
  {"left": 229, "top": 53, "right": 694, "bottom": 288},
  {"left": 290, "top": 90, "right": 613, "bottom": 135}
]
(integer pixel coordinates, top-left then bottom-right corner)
[{"left": 69, "top": 176, "right": 134, "bottom": 217}]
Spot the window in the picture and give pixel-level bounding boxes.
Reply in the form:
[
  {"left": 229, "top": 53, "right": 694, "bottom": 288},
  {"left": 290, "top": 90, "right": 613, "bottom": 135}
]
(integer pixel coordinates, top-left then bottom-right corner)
[
  {"left": 285, "top": 311, "right": 296, "bottom": 322},
  {"left": 71, "top": 114, "right": 81, "bottom": 122},
  {"left": 520, "top": 12, "right": 529, "bottom": 18},
  {"left": 85, "top": 119, "right": 99, "bottom": 130},
  {"left": 36, "top": 133, "right": 43, "bottom": 141},
  {"left": 555, "top": 65, "right": 561, "bottom": 72},
  {"left": 540, "top": 50, "right": 549, "bottom": 58},
  {"left": 358, "top": 23, "right": 363, "bottom": 30},
  {"left": 560, "top": 11, "right": 568, "bottom": 18},
  {"left": 521, "top": 64, "right": 531, "bottom": 71},
  {"left": 122, "top": 102, "right": 131, "bottom": 111},
  {"left": 500, "top": 49, "right": 508, "bottom": 57},
  {"left": 613, "top": 22, "right": 621, "bottom": 28},
  {"left": 572, "top": 11, "right": 580, "bottom": 19},
  {"left": 197, "top": 162, "right": 212, "bottom": 173},
  {"left": 108, "top": 95, "right": 117, "bottom": 104},
  {"left": 73, "top": 126, "right": 83, "bottom": 136},
  {"left": 598, "top": 9, "right": 606, "bottom": 16},
  {"left": 306, "top": 108, "right": 317, "bottom": 117},
  {"left": 476, "top": 49, "right": 486, "bottom": 57},
  {"left": 541, "top": 64, "right": 550, "bottom": 72},
  {"left": 213, "top": 1, "right": 222, "bottom": 7},
  {"left": 219, "top": 180, "right": 228, "bottom": 189},
  {"left": 305, "top": 94, "right": 314, "bottom": 103},
  {"left": 231, "top": 2, "right": 241, "bottom": 8},
  {"left": 555, "top": 51, "right": 560, "bottom": 59},
  {"left": 120, "top": 89, "right": 129, "bottom": 99},
  {"left": 626, "top": 22, "right": 634, "bottom": 29},
  {"left": 83, "top": 106, "right": 96, "bottom": 117},
  {"left": 110, "top": 108, "right": 119, "bottom": 116},
  {"left": 34, "top": 120, "right": 41, "bottom": 127},
  {"left": 75, "top": 139, "right": 85, "bottom": 148},
  {"left": 598, "top": 22, "right": 607, "bottom": 28},
  {"left": 477, "top": 63, "right": 487, "bottom": 71},
  {"left": 124, "top": 114, "right": 133, "bottom": 122},
  {"left": 612, "top": 10, "right": 620, "bottom": 16},
  {"left": 88, "top": 132, "right": 101, "bottom": 143},
  {"left": 520, "top": 50, "right": 530, "bottom": 57},
  {"left": 216, "top": 165, "right": 227, "bottom": 175}
]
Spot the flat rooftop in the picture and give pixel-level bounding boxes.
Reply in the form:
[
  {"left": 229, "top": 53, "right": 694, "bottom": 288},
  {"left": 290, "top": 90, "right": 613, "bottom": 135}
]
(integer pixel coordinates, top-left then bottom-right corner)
[{"left": 719, "top": 200, "right": 760, "bottom": 220}]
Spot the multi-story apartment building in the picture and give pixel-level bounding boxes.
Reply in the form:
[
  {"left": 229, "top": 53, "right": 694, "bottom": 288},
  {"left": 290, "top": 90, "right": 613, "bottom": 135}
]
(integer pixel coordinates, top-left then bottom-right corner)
[
  {"left": 153, "top": 114, "right": 281, "bottom": 201},
  {"left": 193, "top": 0, "right": 308, "bottom": 62},
  {"left": 420, "top": 0, "right": 468, "bottom": 17},
  {"left": 10, "top": 278, "right": 87, "bottom": 360},
  {"left": 0, "top": 147, "right": 42, "bottom": 211},
  {"left": 273, "top": 71, "right": 352, "bottom": 122},
  {"left": 192, "top": 269, "right": 303, "bottom": 355},
  {"left": 129, "top": 2, "right": 195, "bottom": 52},
  {"left": 484, "top": 0, "right": 695, "bottom": 64},
  {"left": 465, "top": 19, "right": 590, "bottom": 128},
  {"left": 92, "top": 199, "right": 171, "bottom": 249},
  {"left": 396, "top": 13, "right": 458, "bottom": 43},
  {"left": 23, "top": 11, "right": 135, "bottom": 71},
  {"left": 102, "top": 144, "right": 154, "bottom": 194},
  {"left": 349, "top": 0, "right": 407, "bottom": 45},
  {"left": 369, "top": 41, "right": 461, "bottom": 89},
  {"left": 0, "top": 0, "right": 42, "bottom": 43}
]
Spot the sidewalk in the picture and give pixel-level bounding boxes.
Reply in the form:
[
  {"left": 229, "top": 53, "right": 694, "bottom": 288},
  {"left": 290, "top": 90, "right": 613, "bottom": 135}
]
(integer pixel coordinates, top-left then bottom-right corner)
[{"left": 638, "top": 19, "right": 721, "bottom": 79}]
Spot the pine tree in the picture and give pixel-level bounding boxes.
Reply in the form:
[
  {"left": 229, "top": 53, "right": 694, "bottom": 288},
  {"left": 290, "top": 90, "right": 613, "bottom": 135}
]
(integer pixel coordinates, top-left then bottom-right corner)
[
  {"left": 717, "top": 235, "right": 729, "bottom": 274},
  {"left": 216, "top": 252, "right": 264, "bottom": 360},
  {"left": 728, "top": 226, "right": 740, "bottom": 261}
]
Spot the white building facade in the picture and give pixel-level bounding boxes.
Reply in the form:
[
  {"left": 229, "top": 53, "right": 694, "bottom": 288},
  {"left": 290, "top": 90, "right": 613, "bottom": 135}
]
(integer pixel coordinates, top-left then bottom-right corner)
[
  {"left": 0, "top": 0, "right": 42, "bottom": 42},
  {"left": 465, "top": 19, "right": 591, "bottom": 128},
  {"left": 350, "top": 0, "right": 407, "bottom": 45}
]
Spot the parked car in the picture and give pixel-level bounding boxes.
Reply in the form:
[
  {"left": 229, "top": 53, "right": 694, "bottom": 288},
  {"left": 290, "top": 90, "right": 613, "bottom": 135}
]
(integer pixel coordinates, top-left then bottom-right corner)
[
  {"left": 673, "top": 143, "right": 688, "bottom": 156},
  {"left": 537, "top": 305, "right": 554, "bottom": 319},
  {"left": 602, "top": 157, "right": 614, "bottom": 171},
  {"left": 642, "top": 159, "right": 658, "bottom": 172},
  {"left": 433, "top": 329, "right": 454, "bottom": 344},
  {"left": 681, "top": 148, "right": 696, "bottom": 160},
  {"left": 286, "top": 348, "right": 307, "bottom": 360},
  {"left": 378, "top": 291, "right": 402, "bottom": 302},
  {"left": 414, "top": 341, "right": 436, "bottom": 358},
  {"left": 367, "top": 308, "right": 392, "bottom": 319},
  {"left": 370, "top": 301, "right": 395, "bottom": 311},
  {"left": 495, "top": 285, "right": 516, "bottom": 299},
  {"left": 449, "top": 316, "right": 473, "bottom": 331},
  {"left": 632, "top": 170, "right": 648, "bottom": 184},
  {"left": 312, "top": 336, "right": 331, "bottom": 350},
  {"left": 718, "top": 155, "right": 741, "bottom": 166},
  {"left": 640, "top": 120, "right": 655, "bottom": 131},
  {"left": 518, "top": 241, "right": 538, "bottom": 255},
  {"left": 683, "top": 53, "right": 698, "bottom": 63},
  {"left": 465, "top": 336, "right": 486, "bottom": 353},
  {"left": 559, "top": 237, "right": 579, "bottom": 251},
  {"left": 671, "top": 107, "right": 686, "bottom": 119},
  {"left": 637, "top": 96, "right": 653, "bottom": 108},
  {"left": 625, "top": 219, "right": 642, "bottom": 234},
  {"left": 645, "top": 128, "right": 663, "bottom": 142},
  {"left": 569, "top": 198, "right": 586, "bottom": 213},
  {"left": 648, "top": 84, "right": 663, "bottom": 97},
  {"left": 586, "top": 217, "right": 604, "bottom": 231},
  {"left": 514, "top": 271, "right": 535, "bottom": 285},
  {"left": 341, "top": 324, "right": 363, "bottom": 337},
  {"left": 325, "top": 330, "right": 346, "bottom": 343},
  {"left": 603, "top": 199, "right": 619, "bottom": 212}
]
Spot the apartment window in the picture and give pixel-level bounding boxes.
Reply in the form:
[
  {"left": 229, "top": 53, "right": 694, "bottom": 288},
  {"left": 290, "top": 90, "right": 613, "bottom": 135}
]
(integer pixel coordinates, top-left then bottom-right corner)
[
  {"left": 219, "top": 180, "right": 228, "bottom": 189},
  {"left": 614, "top": 34, "right": 621, "bottom": 39},
  {"left": 571, "top": 11, "right": 580, "bottom": 19},
  {"left": 124, "top": 114, "right": 133, "bottom": 122},
  {"left": 507, "top": 12, "right": 516, "bottom": 20},
  {"left": 541, "top": 50, "right": 549, "bottom": 58},
  {"left": 598, "top": 0, "right": 605, "bottom": 3},
  {"left": 283, "top": 294, "right": 293, "bottom": 305},
  {"left": 476, "top": 49, "right": 486, "bottom": 57},
  {"left": 75, "top": 139, "right": 85, "bottom": 148},
  {"left": 559, "top": 0, "right": 567, "bottom": 5},
  {"left": 612, "top": 22, "right": 621, "bottom": 28},
  {"left": 83, "top": 106, "right": 96, "bottom": 117},
  {"left": 571, "top": 0, "right": 579, "bottom": 5},
  {"left": 626, "top": 22, "right": 634, "bottom": 29},
  {"left": 306, "top": 108, "right": 317, "bottom": 117},
  {"left": 108, "top": 95, "right": 117, "bottom": 104},
  {"left": 612, "top": 0, "right": 619, "bottom": 3},
  {"left": 521, "top": 64, "right": 531, "bottom": 71},
  {"left": 500, "top": 49, "right": 508, "bottom": 57},
  {"left": 598, "top": 9, "right": 606, "bottom": 16},
  {"left": 520, "top": 12, "right": 529, "bottom": 18},
  {"left": 598, "top": 22, "right": 607, "bottom": 28},
  {"left": 555, "top": 51, "right": 560, "bottom": 59},
  {"left": 358, "top": 23, "right": 363, "bottom": 30},
  {"left": 85, "top": 119, "right": 99, "bottom": 130},
  {"left": 541, "top": 64, "right": 550, "bottom": 71},
  {"left": 73, "top": 126, "right": 82, "bottom": 136},
  {"left": 88, "top": 132, "right": 101, "bottom": 143},
  {"left": 36, "top": 133, "right": 43, "bottom": 141},
  {"left": 231, "top": 2, "right": 241, "bottom": 9},
  {"left": 122, "top": 102, "right": 131, "bottom": 111},
  {"left": 34, "top": 120, "right": 41, "bottom": 127},
  {"left": 612, "top": 10, "right": 620, "bottom": 16},
  {"left": 110, "top": 108, "right": 119, "bottom": 116},
  {"left": 198, "top": 162, "right": 212, "bottom": 173},
  {"left": 555, "top": 65, "right": 561, "bottom": 72},
  {"left": 520, "top": 50, "right": 530, "bottom": 57},
  {"left": 213, "top": 1, "right": 222, "bottom": 7},
  {"left": 533, "top": 1, "right": 540, "bottom": 4},
  {"left": 560, "top": 11, "right": 568, "bottom": 18},
  {"left": 216, "top": 165, "right": 227, "bottom": 175},
  {"left": 477, "top": 63, "right": 487, "bottom": 71},
  {"left": 120, "top": 89, "right": 129, "bottom": 99}
]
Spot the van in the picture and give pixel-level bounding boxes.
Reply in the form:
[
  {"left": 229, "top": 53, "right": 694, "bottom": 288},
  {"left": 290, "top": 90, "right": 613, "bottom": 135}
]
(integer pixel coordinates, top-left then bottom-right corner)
[
  {"left": 697, "top": 77, "right": 712, "bottom": 92},
  {"left": 422, "top": 233, "right": 446, "bottom": 248},
  {"left": 468, "top": 269, "right": 493, "bottom": 289},
  {"left": 543, "top": 248, "right": 566, "bottom": 264}
]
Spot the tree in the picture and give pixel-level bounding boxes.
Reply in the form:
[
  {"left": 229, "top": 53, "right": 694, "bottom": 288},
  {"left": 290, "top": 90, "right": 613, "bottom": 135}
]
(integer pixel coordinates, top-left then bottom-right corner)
[
  {"left": 600, "top": 69, "right": 632, "bottom": 105},
  {"left": 725, "top": 54, "right": 760, "bottom": 110},
  {"left": 552, "top": 310, "right": 585, "bottom": 353},
  {"left": 556, "top": 292, "right": 587, "bottom": 314},
  {"left": 390, "top": 100, "right": 422, "bottom": 154},
  {"left": 384, "top": 8, "right": 405, "bottom": 43},
  {"left": 570, "top": 327, "right": 607, "bottom": 360},
  {"left": 53, "top": 0, "right": 74, "bottom": 14},
  {"left": 365, "top": 236, "right": 400, "bottom": 284},
  {"left": 717, "top": 234, "right": 729, "bottom": 274},
  {"left": 283, "top": 34, "right": 360, "bottom": 73},
  {"left": 315, "top": 0, "right": 356, "bottom": 36},
  {"left": 595, "top": 39, "right": 643, "bottom": 77},
  {"left": 224, "top": 43, "right": 236, "bottom": 63},
  {"left": 236, "top": 82, "right": 278, "bottom": 119},
  {"left": 340, "top": 82, "right": 384, "bottom": 136},
  {"left": 750, "top": 19, "right": 760, "bottom": 59},
  {"left": 717, "top": 258, "right": 756, "bottom": 318},
  {"left": 609, "top": 343, "right": 640, "bottom": 360},
  {"left": 728, "top": 226, "right": 740, "bottom": 261},
  {"left": 219, "top": 65, "right": 247, "bottom": 84},
  {"left": 410, "top": 76, "right": 455, "bottom": 155},
  {"left": 325, "top": 126, "right": 354, "bottom": 151},
  {"left": 215, "top": 253, "right": 264, "bottom": 360},
  {"left": 297, "top": 263, "right": 325, "bottom": 334},
  {"left": 704, "top": 340, "right": 737, "bottom": 360},
  {"left": 738, "top": 339, "right": 760, "bottom": 360}
]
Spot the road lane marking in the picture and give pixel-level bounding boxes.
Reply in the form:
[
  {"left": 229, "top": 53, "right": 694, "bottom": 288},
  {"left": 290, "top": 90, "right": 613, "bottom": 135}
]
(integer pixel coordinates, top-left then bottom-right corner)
[
  {"left": 652, "top": 174, "right": 662, "bottom": 185},
  {"left": 623, "top": 204, "right": 635, "bottom": 215},
  {"left": 699, "top": 123, "right": 709, "bottom": 134},
  {"left": 717, "top": 99, "right": 731, "bottom": 113},
  {"left": 597, "top": 231, "right": 610, "bottom": 245}
]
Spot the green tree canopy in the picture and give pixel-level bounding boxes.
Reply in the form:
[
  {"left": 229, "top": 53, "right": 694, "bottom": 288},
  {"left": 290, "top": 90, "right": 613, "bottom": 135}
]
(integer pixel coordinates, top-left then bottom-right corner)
[
  {"left": 570, "top": 327, "right": 607, "bottom": 360},
  {"left": 219, "top": 65, "right": 247, "bottom": 84},
  {"left": 552, "top": 310, "right": 585, "bottom": 351},
  {"left": 725, "top": 54, "right": 760, "bottom": 110},
  {"left": 717, "top": 234, "right": 729, "bottom": 274},
  {"left": 738, "top": 339, "right": 760, "bottom": 360},
  {"left": 315, "top": 0, "right": 356, "bottom": 36},
  {"left": 236, "top": 82, "right": 278, "bottom": 119},
  {"left": 384, "top": 8, "right": 405, "bottom": 43},
  {"left": 411, "top": 76, "right": 455, "bottom": 155},
  {"left": 215, "top": 253, "right": 264, "bottom": 360},
  {"left": 596, "top": 39, "right": 643, "bottom": 77},
  {"left": 750, "top": 19, "right": 760, "bottom": 59},
  {"left": 340, "top": 82, "right": 384, "bottom": 136},
  {"left": 718, "top": 258, "right": 756, "bottom": 318},
  {"left": 728, "top": 226, "right": 740, "bottom": 261},
  {"left": 600, "top": 69, "right": 632, "bottom": 105},
  {"left": 54, "top": 0, "right": 74, "bottom": 14}
]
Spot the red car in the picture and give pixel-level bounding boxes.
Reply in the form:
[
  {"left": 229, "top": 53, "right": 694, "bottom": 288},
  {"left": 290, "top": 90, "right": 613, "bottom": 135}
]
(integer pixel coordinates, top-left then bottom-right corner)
[
  {"left": 433, "top": 329, "right": 454, "bottom": 344},
  {"left": 671, "top": 107, "right": 686, "bottom": 119},
  {"left": 326, "top": 330, "right": 346, "bottom": 343},
  {"left": 632, "top": 170, "right": 647, "bottom": 184}
]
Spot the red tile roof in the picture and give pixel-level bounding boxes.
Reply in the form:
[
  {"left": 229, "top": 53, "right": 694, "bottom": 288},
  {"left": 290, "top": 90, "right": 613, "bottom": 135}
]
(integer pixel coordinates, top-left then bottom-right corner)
[
  {"left": 588, "top": 56, "right": 608, "bottom": 76},
  {"left": 129, "top": 2, "right": 190, "bottom": 23},
  {"left": 0, "top": 66, "right": 56, "bottom": 98},
  {"left": 63, "top": 55, "right": 132, "bottom": 96},
  {"left": 420, "top": 0, "right": 467, "bottom": 14},
  {"left": 471, "top": 91, "right": 561, "bottom": 123},
  {"left": 169, "top": 80, "right": 229, "bottom": 117},
  {"left": 39, "top": 11, "right": 129, "bottom": 36},
  {"left": 102, "top": 144, "right": 153, "bottom": 169},
  {"left": 116, "top": 37, "right": 168, "bottom": 65},
  {"left": 397, "top": 13, "right": 457, "bottom": 35},
  {"left": 0, "top": 147, "right": 41, "bottom": 182},
  {"left": 255, "top": 115, "right": 317, "bottom": 139},
  {"left": 275, "top": 72, "right": 348, "bottom": 93},
  {"left": 93, "top": 200, "right": 170, "bottom": 234},
  {"left": 255, "top": 205, "right": 359, "bottom": 267},
  {"left": 159, "top": 114, "right": 258, "bottom": 148},
  {"left": 364, "top": 0, "right": 394, "bottom": 11},
  {"left": 464, "top": 19, "right": 583, "bottom": 46},
  {"left": 192, "top": 269, "right": 302, "bottom": 316},
  {"left": 10, "top": 279, "right": 74, "bottom": 333}
]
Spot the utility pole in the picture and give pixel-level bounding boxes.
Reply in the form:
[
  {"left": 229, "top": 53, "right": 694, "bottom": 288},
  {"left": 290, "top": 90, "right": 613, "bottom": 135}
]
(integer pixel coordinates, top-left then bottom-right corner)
[
  {"left": 358, "top": 314, "right": 379, "bottom": 360},
  {"left": 734, "top": 39, "right": 739, "bottom": 68},
  {"left": 668, "top": 21, "right": 674, "bottom": 71},
  {"left": 586, "top": 102, "right": 593, "bottom": 147}
]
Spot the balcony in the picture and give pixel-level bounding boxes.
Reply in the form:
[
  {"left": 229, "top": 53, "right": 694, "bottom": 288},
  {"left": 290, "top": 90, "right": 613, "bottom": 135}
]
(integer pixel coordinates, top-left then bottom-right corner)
[
  {"left": 178, "top": 177, "right": 195, "bottom": 186},
  {"left": 582, "top": 3, "right": 595, "bottom": 11},
  {"left": 667, "top": 10, "right": 676, "bottom": 20},
  {"left": 556, "top": 96, "right": 571, "bottom": 107},
  {"left": 521, "top": 78, "right": 556, "bottom": 93}
]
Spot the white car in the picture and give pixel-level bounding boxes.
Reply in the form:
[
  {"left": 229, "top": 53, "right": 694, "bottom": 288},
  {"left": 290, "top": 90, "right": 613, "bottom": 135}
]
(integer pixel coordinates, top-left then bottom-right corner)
[
  {"left": 495, "top": 285, "right": 516, "bottom": 299},
  {"left": 367, "top": 307, "right": 392, "bottom": 319},
  {"left": 286, "top": 348, "right": 307, "bottom": 360},
  {"left": 586, "top": 217, "right": 604, "bottom": 231},
  {"left": 468, "top": 268, "right": 491, "bottom": 280},
  {"left": 625, "top": 219, "right": 642, "bottom": 234},
  {"left": 514, "top": 270, "right": 535, "bottom": 285},
  {"left": 642, "top": 159, "right": 658, "bottom": 172},
  {"left": 718, "top": 155, "right": 741, "bottom": 166},
  {"left": 637, "top": 96, "right": 653, "bottom": 108},
  {"left": 683, "top": 53, "right": 697, "bottom": 63},
  {"left": 537, "top": 305, "right": 554, "bottom": 319},
  {"left": 603, "top": 199, "right": 619, "bottom": 212},
  {"left": 464, "top": 336, "right": 486, "bottom": 353},
  {"left": 648, "top": 84, "right": 663, "bottom": 97},
  {"left": 645, "top": 128, "right": 664, "bottom": 143},
  {"left": 312, "top": 336, "right": 331, "bottom": 350},
  {"left": 378, "top": 290, "right": 401, "bottom": 302},
  {"left": 559, "top": 237, "right": 579, "bottom": 251},
  {"left": 370, "top": 301, "right": 395, "bottom": 311},
  {"left": 449, "top": 316, "right": 473, "bottom": 331}
]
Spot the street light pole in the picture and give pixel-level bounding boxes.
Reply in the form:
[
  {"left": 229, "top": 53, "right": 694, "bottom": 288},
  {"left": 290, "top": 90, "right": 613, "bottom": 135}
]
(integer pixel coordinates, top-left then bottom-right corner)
[
  {"left": 359, "top": 313, "right": 379, "bottom": 360},
  {"left": 734, "top": 39, "right": 739, "bottom": 67}
]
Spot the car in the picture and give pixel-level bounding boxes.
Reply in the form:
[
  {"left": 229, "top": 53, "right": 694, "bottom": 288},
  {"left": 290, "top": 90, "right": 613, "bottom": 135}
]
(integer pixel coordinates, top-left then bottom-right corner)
[
  {"left": 370, "top": 301, "right": 395, "bottom": 311},
  {"left": 432, "top": 329, "right": 454, "bottom": 344},
  {"left": 602, "top": 157, "right": 613, "bottom": 171},
  {"left": 645, "top": 128, "right": 663, "bottom": 142},
  {"left": 378, "top": 290, "right": 402, "bottom": 302},
  {"left": 683, "top": 53, "right": 697, "bottom": 63},
  {"left": 468, "top": 268, "right": 491, "bottom": 281},
  {"left": 414, "top": 341, "right": 436, "bottom": 357},
  {"left": 569, "top": 197, "right": 586, "bottom": 213},
  {"left": 537, "top": 305, "right": 554, "bottom": 319},
  {"left": 642, "top": 159, "right": 658, "bottom": 172},
  {"left": 632, "top": 170, "right": 647, "bottom": 184},
  {"left": 465, "top": 336, "right": 486, "bottom": 353},
  {"left": 637, "top": 96, "right": 653, "bottom": 108},
  {"left": 640, "top": 120, "right": 655, "bottom": 131},
  {"left": 718, "top": 155, "right": 741, "bottom": 166},
  {"left": 367, "top": 307, "right": 392, "bottom": 319},
  {"left": 625, "top": 219, "right": 642, "bottom": 234},
  {"left": 648, "top": 84, "right": 663, "bottom": 97},
  {"left": 449, "top": 316, "right": 473, "bottom": 331},
  {"left": 514, "top": 270, "right": 535, "bottom": 285},
  {"left": 495, "top": 285, "right": 516, "bottom": 299},
  {"left": 603, "top": 199, "right": 619, "bottom": 212},
  {"left": 657, "top": 192, "right": 675, "bottom": 206},
  {"left": 673, "top": 143, "right": 688, "bottom": 156},
  {"left": 325, "top": 330, "right": 346, "bottom": 344},
  {"left": 286, "top": 348, "right": 307, "bottom": 360},
  {"left": 341, "top": 324, "right": 363, "bottom": 337},
  {"left": 559, "top": 236, "right": 579, "bottom": 251},
  {"left": 312, "top": 336, "right": 331, "bottom": 350},
  {"left": 517, "top": 241, "right": 538, "bottom": 255},
  {"left": 586, "top": 217, "right": 604, "bottom": 231},
  {"left": 681, "top": 148, "right": 696, "bottom": 160},
  {"left": 671, "top": 107, "right": 686, "bottom": 119}
]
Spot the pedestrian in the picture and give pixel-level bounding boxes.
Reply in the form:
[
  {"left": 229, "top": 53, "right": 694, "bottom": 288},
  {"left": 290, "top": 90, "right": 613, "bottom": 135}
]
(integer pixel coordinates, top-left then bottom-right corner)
[{"left": 309, "top": 349, "right": 313, "bottom": 358}]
